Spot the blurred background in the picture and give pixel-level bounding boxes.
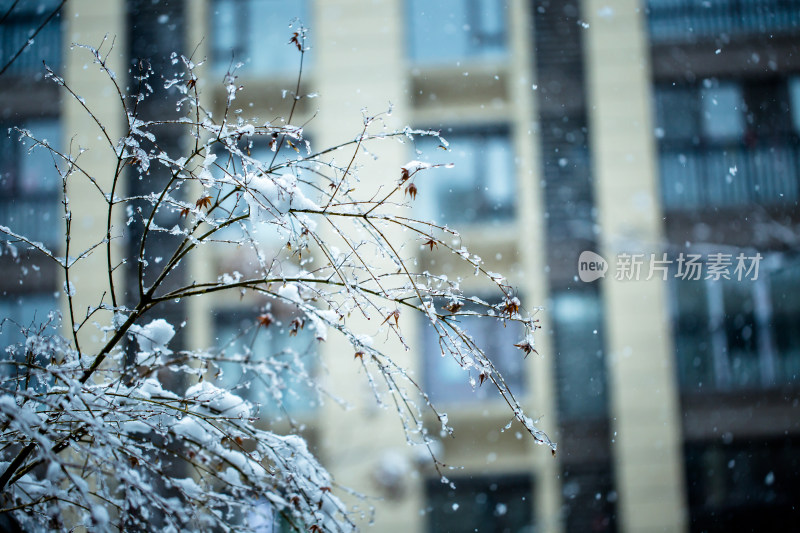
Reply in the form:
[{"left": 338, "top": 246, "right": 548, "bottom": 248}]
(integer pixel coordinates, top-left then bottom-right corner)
[{"left": 1, "top": 0, "right": 799, "bottom": 531}]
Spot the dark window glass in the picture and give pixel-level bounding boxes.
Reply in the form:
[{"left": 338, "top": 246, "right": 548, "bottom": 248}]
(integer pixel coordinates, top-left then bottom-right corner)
[
  {"left": 211, "top": 0, "right": 310, "bottom": 75},
  {"left": 561, "top": 464, "right": 617, "bottom": 533},
  {"left": 684, "top": 439, "right": 800, "bottom": 532},
  {"left": 722, "top": 280, "right": 761, "bottom": 387},
  {"left": 422, "top": 297, "right": 525, "bottom": 404},
  {"left": 550, "top": 289, "right": 608, "bottom": 420},
  {"left": 647, "top": 0, "right": 800, "bottom": 44},
  {"left": 413, "top": 127, "right": 515, "bottom": 225},
  {"left": 425, "top": 474, "right": 534, "bottom": 533},
  {"left": 672, "top": 279, "right": 714, "bottom": 389},
  {"left": 0, "top": 292, "right": 58, "bottom": 365},
  {"left": 0, "top": 119, "right": 61, "bottom": 247},
  {"left": 654, "top": 79, "right": 800, "bottom": 209},
  {"left": 213, "top": 304, "right": 317, "bottom": 417},
  {"left": 769, "top": 261, "right": 800, "bottom": 382},
  {"left": 407, "top": 0, "right": 508, "bottom": 64},
  {"left": 654, "top": 85, "right": 698, "bottom": 142},
  {"left": 672, "top": 254, "right": 800, "bottom": 390},
  {"left": 0, "top": 0, "right": 61, "bottom": 74}
]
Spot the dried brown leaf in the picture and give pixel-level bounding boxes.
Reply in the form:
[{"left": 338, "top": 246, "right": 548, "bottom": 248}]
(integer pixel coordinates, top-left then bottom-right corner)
[
  {"left": 289, "top": 317, "right": 305, "bottom": 336},
  {"left": 381, "top": 309, "right": 400, "bottom": 327},
  {"left": 514, "top": 341, "right": 537, "bottom": 358},
  {"left": 444, "top": 301, "right": 463, "bottom": 313},
  {"left": 289, "top": 32, "right": 302, "bottom": 51},
  {"left": 423, "top": 238, "right": 437, "bottom": 251},
  {"left": 257, "top": 313, "right": 274, "bottom": 328},
  {"left": 501, "top": 298, "right": 520, "bottom": 317},
  {"left": 195, "top": 196, "right": 212, "bottom": 210}
]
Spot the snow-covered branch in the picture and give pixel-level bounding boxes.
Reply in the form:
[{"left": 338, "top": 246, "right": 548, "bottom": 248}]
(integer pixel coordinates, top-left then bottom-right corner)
[{"left": 0, "top": 35, "right": 553, "bottom": 531}]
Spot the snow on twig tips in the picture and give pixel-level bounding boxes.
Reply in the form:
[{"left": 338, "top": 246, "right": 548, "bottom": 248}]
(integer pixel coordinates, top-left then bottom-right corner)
[{"left": 0, "top": 33, "right": 553, "bottom": 532}]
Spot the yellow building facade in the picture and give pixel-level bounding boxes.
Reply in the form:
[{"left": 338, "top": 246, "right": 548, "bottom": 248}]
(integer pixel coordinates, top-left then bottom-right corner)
[{"left": 2, "top": 0, "right": 799, "bottom": 531}]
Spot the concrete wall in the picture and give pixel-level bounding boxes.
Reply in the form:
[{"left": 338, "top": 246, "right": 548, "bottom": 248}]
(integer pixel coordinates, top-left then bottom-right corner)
[
  {"left": 583, "top": 1, "right": 687, "bottom": 531},
  {"left": 62, "top": 0, "right": 127, "bottom": 352}
]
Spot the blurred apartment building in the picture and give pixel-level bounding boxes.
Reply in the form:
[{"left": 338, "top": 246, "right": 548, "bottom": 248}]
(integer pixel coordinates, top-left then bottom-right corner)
[{"left": 1, "top": 0, "right": 799, "bottom": 531}]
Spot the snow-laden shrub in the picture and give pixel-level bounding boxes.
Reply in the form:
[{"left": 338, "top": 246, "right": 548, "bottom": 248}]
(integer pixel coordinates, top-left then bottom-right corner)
[{"left": 0, "top": 35, "right": 553, "bottom": 531}]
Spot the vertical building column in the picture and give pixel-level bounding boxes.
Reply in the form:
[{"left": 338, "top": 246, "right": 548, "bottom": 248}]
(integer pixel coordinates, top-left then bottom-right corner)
[
  {"left": 125, "top": 0, "right": 188, "bottom": 350},
  {"left": 582, "top": 1, "right": 687, "bottom": 532},
  {"left": 312, "top": 1, "right": 421, "bottom": 531},
  {"left": 508, "top": 2, "right": 562, "bottom": 531},
  {"left": 182, "top": 0, "right": 213, "bottom": 355},
  {"left": 62, "top": 0, "right": 127, "bottom": 350}
]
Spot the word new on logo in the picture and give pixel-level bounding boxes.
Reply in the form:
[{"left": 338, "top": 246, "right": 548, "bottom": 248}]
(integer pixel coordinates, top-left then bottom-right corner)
[{"left": 578, "top": 251, "right": 608, "bottom": 283}]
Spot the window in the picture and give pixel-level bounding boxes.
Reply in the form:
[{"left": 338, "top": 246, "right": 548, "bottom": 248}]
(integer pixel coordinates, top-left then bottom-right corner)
[
  {"left": 654, "top": 85, "right": 698, "bottom": 143},
  {"left": 413, "top": 128, "right": 515, "bottom": 225},
  {"left": 407, "top": 0, "right": 508, "bottom": 64},
  {"left": 684, "top": 439, "right": 800, "bottom": 532},
  {"left": 0, "top": 119, "right": 61, "bottom": 377},
  {"left": 654, "top": 79, "right": 800, "bottom": 209},
  {"left": 700, "top": 82, "right": 745, "bottom": 141},
  {"left": 550, "top": 289, "right": 608, "bottom": 420},
  {"left": 647, "top": 0, "right": 800, "bottom": 44},
  {"left": 0, "top": 119, "right": 61, "bottom": 247},
  {"left": 0, "top": 293, "right": 58, "bottom": 369},
  {"left": 0, "top": 0, "right": 61, "bottom": 74},
  {"left": 560, "top": 464, "right": 617, "bottom": 533},
  {"left": 209, "top": 138, "right": 313, "bottom": 243},
  {"left": 213, "top": 304, "right": 317, "bottom": 417},
  {"left": 671, "top": 254, "right": 800, "bottom": 391},
  {"left": 211, "top": 0, "right": 310, "bottom": 76},
  {"left": 425, "top": 474, "right": 534, "bottom": 533},
  {"left": 421, "top": 298, "right": 525, "bottom": 404},
  {"left": 790, "top": 76, "right": 800, "bottom": 134},
  {"left": 769, "top": 262, "right": 800, "bottom": 381}
]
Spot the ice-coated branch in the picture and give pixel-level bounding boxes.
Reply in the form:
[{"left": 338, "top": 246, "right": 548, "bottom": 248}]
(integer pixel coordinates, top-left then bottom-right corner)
[{"left": 0, "top": 32, "right": 553, "bottom": 532}]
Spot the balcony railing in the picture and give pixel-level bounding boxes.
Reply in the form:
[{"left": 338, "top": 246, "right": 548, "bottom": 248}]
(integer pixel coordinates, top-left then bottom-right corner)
[
  {"left": 659, "top": 141, "right": 800, "bottom": 210},
  {"left": 648, "top": 0, "right": 800, "bottom": 43}
]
